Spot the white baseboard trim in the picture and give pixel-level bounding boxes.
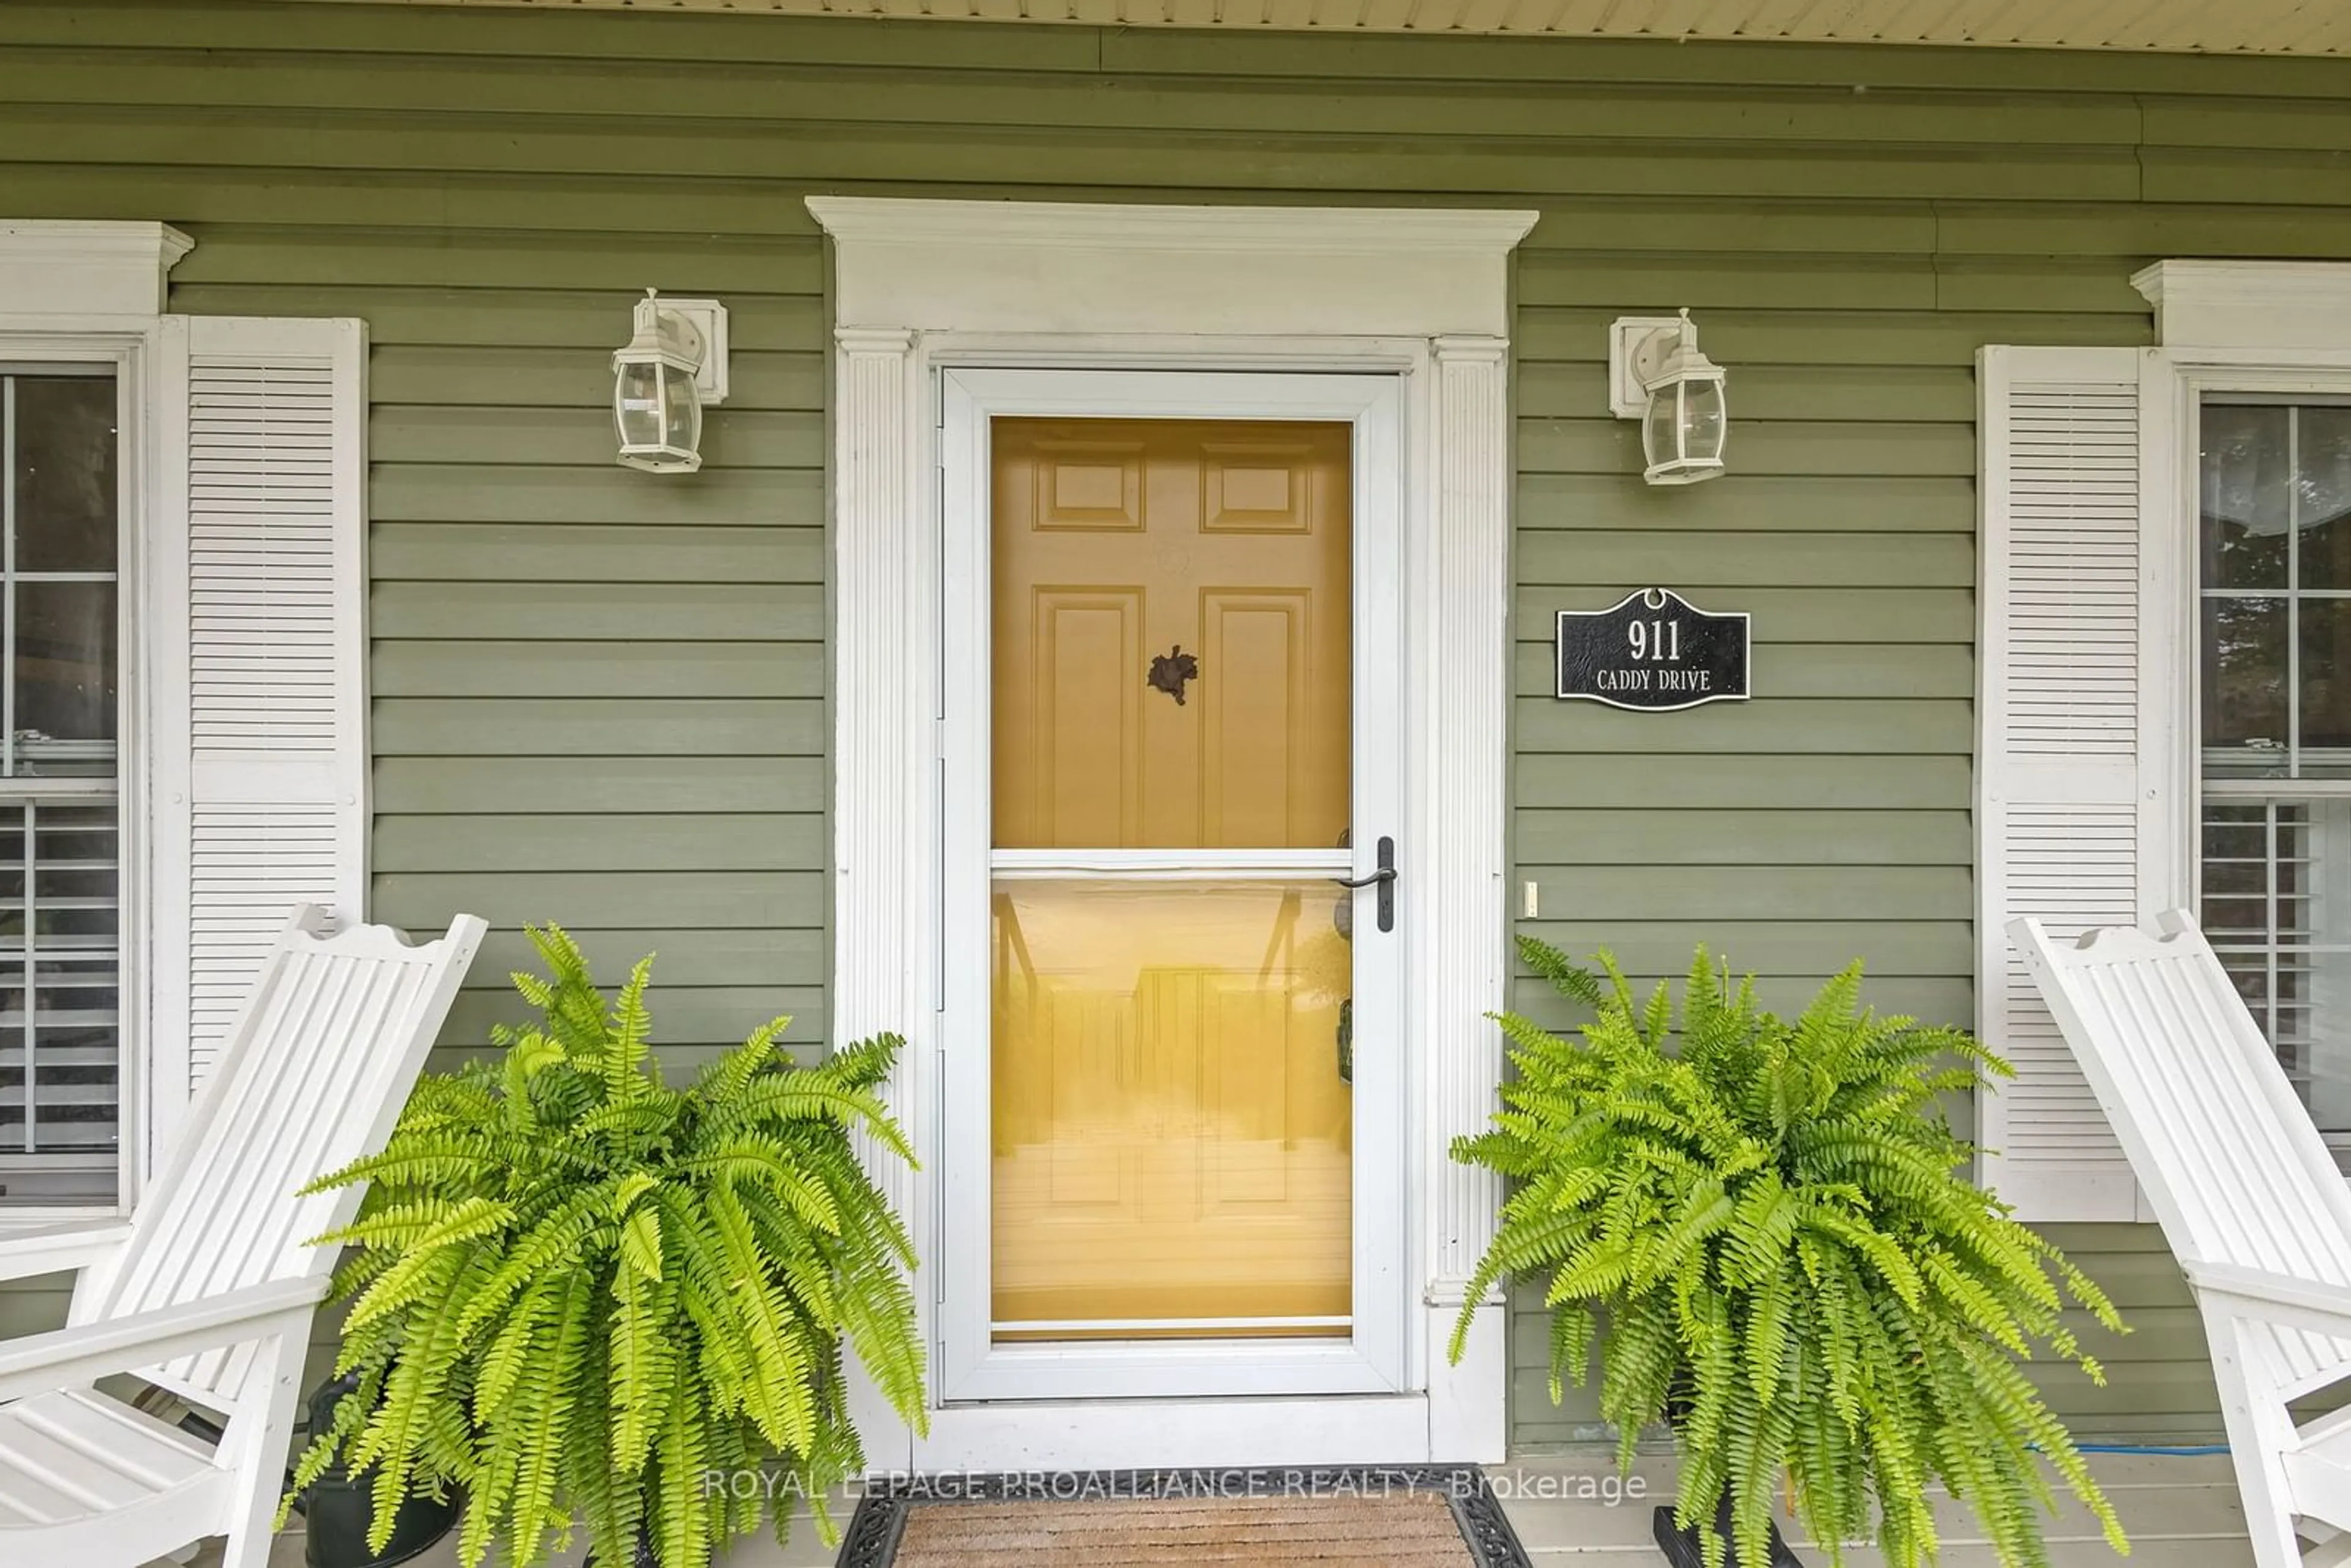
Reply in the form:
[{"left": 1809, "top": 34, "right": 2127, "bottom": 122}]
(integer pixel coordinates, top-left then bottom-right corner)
[{"left": 910, "top": 1394, "right": 1437, "bottom": 1472}]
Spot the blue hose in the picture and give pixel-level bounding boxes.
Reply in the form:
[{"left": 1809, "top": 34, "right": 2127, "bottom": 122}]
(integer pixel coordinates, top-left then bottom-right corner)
[{"left": 2068, "top": 1443, "right": 2230, "bottom": 1456}]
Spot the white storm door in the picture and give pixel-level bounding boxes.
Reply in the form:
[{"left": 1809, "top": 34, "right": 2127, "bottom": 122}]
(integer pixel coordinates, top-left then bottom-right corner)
[{"left": 934, "top": 368, "right": 1408, "bottom": 1404}]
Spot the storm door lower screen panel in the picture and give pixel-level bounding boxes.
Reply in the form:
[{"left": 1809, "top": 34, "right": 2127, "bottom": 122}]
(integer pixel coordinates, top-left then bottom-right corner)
[
  {"left": 990, "top": 879, "right": 1354, "bottom": 1340},
  {"left": 988, "top": 418, "right": 1356, "bottom": 1348}
]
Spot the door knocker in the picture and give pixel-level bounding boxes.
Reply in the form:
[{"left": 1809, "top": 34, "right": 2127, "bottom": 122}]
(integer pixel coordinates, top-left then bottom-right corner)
[{"left": 1147, "top": 645, "right": 1199, "bottom": 705}]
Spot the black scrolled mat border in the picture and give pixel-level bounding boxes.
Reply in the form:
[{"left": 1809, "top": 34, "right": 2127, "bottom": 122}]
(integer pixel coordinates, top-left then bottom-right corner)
[{"left": 831, "top": 1464, "right": 1534, "bottom": 1568}]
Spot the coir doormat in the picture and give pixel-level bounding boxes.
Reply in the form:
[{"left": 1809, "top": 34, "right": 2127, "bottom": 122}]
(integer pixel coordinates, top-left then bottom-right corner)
[{"left": 833, "top": 1466, "right": 1532, "bottom": 1568}]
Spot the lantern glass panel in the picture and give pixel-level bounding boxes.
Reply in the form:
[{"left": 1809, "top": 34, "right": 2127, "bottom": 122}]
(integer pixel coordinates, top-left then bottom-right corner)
[
  {"left": 1641, "top": 383, "right": 1682, "bottom": 470},
  {"left": 1684, "top": 378, "right": 1727, "bottom": 463},
  {"left": 662, "top": 362, "right": 700, "bottom": 454},
  {"left": 616, "top": 359, "right": 663, "bottom": 450}
]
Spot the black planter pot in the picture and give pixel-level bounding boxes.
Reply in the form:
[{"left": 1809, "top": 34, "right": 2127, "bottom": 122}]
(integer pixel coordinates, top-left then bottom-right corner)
[
  {"left": 293, "top": 1375, "right": 461, "bottom": 1568},
  {"left": 1652, "top": 1496, "right": 1807, "bottom": 1568},
  {"left": 302, "top": 1469, "right": 462, "bottom": 1568}
]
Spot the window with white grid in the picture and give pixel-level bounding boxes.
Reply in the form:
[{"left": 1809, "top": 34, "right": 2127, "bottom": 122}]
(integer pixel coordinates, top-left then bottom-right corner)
[
  {"left": 0, "top": 369, "right": 122, "bottom": 1206},
  {"left": 2200, "top": 398, "right": 2351, "bottom": 1150}
]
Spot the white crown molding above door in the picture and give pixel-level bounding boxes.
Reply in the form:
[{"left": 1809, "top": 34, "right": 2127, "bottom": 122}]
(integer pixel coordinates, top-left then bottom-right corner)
[
  {"left": 814, "top": 196, "right": 1532, "bottom": 1471},
  {"left": 806, "top": 197, "right": 1532, "bottom": 340}
]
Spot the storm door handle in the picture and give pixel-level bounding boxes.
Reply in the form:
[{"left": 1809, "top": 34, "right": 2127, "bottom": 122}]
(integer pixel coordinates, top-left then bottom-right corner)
[{"left": 1332, "top": 835, "right": 1396, "bottom": 934}]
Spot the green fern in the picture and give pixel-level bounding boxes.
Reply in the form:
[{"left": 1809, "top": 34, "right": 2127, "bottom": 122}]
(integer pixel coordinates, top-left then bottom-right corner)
[
  {"left": 1452, "top": 939, "right": 2128, "bottom": 1568},
  {"left": 283, "top": 924, "right": 926, "bottom": 1567}
]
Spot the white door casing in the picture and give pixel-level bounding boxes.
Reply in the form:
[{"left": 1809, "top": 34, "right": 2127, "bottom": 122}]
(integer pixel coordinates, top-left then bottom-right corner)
[{"left": 813, "top": 197, "right": 1535, "bottom": 1468}]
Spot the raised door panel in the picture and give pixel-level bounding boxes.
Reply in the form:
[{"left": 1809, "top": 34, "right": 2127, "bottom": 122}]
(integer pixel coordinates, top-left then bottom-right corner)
[
  {"left": 992, "top": 419, "right": 1351, "bottom": 852},
  {"left": 1201, "top": 590, "right": 1330, "bottom": 849},
  {"left": 1031, "top": 591, "right": 1142, "bottom": 848}
]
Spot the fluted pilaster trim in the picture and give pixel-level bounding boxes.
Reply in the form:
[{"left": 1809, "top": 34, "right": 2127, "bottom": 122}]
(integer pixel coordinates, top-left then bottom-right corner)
[
  {"left": 1423, "top": 334, "right": 1512, "bottom": 1307},
  {"left": 831, "top": 326, "right": 923, "bottom": 1221}
]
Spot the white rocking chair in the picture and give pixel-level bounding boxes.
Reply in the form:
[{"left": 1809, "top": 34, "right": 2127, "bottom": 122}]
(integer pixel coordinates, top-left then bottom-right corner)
[
  {"left": 2015, "top": 909, "right": 2351, "bottom": 1568},
  {"left": 0, "top": 906, "right": 484, "bottom": 1568}
]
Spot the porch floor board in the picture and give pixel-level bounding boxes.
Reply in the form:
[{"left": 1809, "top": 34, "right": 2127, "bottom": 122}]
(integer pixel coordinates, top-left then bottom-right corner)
[{"left": 165, "top": 1451, "right": 2249, "bottom": 1568}]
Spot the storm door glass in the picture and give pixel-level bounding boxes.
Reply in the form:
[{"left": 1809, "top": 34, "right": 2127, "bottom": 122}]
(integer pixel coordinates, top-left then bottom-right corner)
[{"left": 989, "top": 418, "right": 1355, "bottom": 1341}]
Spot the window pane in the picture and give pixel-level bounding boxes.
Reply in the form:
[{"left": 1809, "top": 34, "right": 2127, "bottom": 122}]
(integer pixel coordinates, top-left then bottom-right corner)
[
  {"left": 2300, "top": 407, "right": 2351, "bottom": 590},
  {"left": 2203, "top": 801, "right": 2351, "bottom": 1142},
  {"left": 2202, "top": 812, "right": 2270, "bottom": 907},
  {"left": 2306, "top": 598, "right": 2351, "bottom": 777},
  {"left": 11, "top": 377, "right": 116, "bottom": 574},
  {"left": 2203, "top": 403, "right": 2292, "bottom": 590},
  {"left": 0, "top": 370, "right": 119, "bottom": 1208},
  {"left": 15, "top": 582, "right": 117, "bottom": 764},
  {"left": 2203, "top": 595, "right": 2290, "bottom": 778},
  {"left": 0, "top": 798, "right": 120, "bottom": 1204}
]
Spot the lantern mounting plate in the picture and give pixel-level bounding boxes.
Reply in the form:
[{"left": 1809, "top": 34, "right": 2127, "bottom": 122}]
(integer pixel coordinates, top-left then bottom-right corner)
[
  {"left": 1608, "top": 315, "right": 1685, "bottom": 419},
  {"left": 658, "top": 296, "right": 730, "bottom": 406}
]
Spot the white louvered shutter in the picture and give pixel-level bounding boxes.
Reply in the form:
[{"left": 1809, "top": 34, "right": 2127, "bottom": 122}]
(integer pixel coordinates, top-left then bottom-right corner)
[
  {"left": 151, "top": 317, "right": 367, "bottom": 1137},
  {"left": 1976, "top": 345, "right": 2183, "bottom": 1222}
]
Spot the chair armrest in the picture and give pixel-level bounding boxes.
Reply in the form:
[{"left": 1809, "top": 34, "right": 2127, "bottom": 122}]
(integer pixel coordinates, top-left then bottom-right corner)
[
  {"left": 0, "top": 1221, "right": 135, "bottom": 1285},
  {"left": 0, "top": 1275, "right": 326, "bottom": 1406},
  {"left": 2183, "top": 1259, "right": 2351, "bottom": 1341}
]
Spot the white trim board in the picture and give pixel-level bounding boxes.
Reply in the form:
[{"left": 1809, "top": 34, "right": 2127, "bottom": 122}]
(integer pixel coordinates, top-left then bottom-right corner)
[
  {"left": 808, "top": 198, "right": 1533, "bottom": 340},
  {"left": 2134, "top": 261, "right": 2351, "bottom": 356},
  {"left": 814, "top": 197, "right": 1531, "bottom": 1470},
  {"left": 907, "top": 1394, "right": 1436, "bottom": 1472},
  {"left": 0, "top": 222, "right": 190, "bottom": 320}
]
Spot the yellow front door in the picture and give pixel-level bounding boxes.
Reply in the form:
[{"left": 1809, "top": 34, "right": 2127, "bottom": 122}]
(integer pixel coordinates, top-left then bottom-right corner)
[{"left": 989, "top": 418, "right": 1355, "bottom": 1340}]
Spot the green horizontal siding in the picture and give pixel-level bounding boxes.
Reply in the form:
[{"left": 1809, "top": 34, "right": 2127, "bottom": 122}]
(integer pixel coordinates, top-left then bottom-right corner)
[
  {"left": 0, "top": 1280, "right": 68, "bottom": 1340},
  {"left": 13, "top": 0, "right": 2351, "bottom": 1447}
]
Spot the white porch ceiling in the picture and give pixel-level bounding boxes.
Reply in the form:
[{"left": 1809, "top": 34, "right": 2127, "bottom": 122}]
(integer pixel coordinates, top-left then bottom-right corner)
[{"left": 313, "top": 0, "right": 2351, "bottom": 55}]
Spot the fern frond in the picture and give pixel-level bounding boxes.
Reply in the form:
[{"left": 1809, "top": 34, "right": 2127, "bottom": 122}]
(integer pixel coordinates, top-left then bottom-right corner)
[
  {"left": 1515, "top": 933, "right": 1607, "bottom": 1010},
  {"left": 1450, "top": 943, "right": 2128, "bottom": 1568},
  {"left": 297, "top": 926, "right": 924, "bottom": 1568}
]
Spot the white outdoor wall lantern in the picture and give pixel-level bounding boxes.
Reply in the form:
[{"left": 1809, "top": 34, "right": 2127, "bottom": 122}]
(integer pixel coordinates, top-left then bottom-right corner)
[
  {"left": 1609, "top": 307, "right": 1727, "bottom": 486},
  {"left": 612, "top": 288, "right": 729, "bottom": 473}
]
